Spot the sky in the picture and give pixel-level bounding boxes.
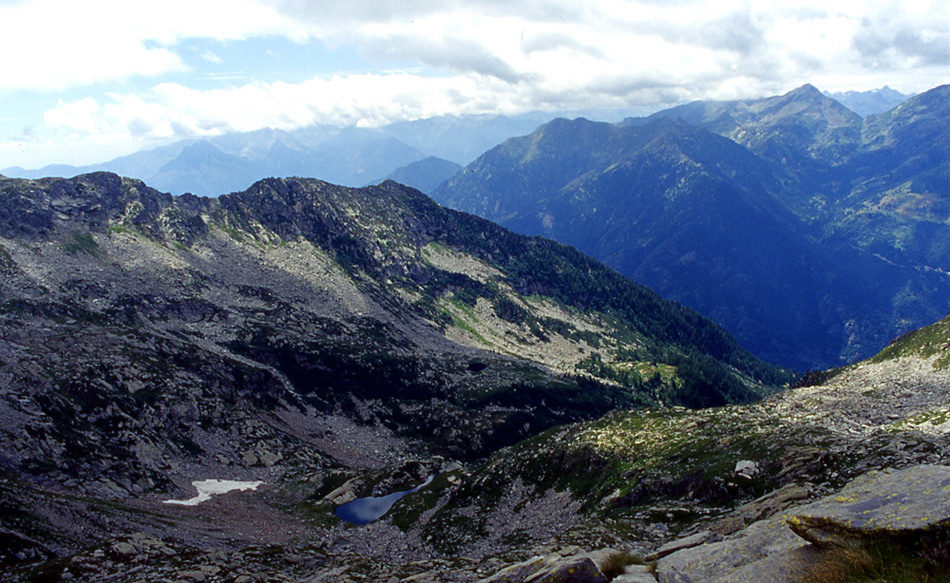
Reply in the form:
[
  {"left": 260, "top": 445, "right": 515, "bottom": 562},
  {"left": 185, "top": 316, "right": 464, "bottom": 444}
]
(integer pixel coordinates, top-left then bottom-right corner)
[{"left": 1, "top": 0, "right": 947, "bottom": 169}]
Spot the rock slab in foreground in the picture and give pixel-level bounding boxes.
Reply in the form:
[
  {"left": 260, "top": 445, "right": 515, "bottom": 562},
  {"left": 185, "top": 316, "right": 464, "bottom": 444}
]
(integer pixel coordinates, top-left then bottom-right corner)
[
  {"left": 787, "top": 464, "right": 950, "bottom": 548},
  {"left": 655, "top": 515, "right": 817, "bottom": 583},
  {"left": 646, "top": 531, "right": 718, "bottom": 561},
  {"left": 480, "top": 554, "right": 608, "bottom": 583},
  {"left": 524, "top": 557, "right": 607, "bottom": 583}
]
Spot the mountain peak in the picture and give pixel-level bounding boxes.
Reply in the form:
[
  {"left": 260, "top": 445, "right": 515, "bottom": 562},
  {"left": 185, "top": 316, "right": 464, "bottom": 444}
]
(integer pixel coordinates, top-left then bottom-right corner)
[{"left": 784, "top": 83, "right": 825, "bottom": 102}]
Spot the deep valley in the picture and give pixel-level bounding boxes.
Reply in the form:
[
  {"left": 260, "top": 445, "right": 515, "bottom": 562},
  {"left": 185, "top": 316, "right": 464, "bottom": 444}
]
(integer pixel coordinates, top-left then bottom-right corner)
[{"left": 0, "top": 83, "right": 948, "bottom": 583}]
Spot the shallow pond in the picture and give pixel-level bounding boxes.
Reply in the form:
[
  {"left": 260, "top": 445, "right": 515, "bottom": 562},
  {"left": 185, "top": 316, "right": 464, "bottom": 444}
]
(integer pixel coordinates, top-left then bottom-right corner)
[{"left": 335, "top": 475, "right": 433, "bottom": 525}]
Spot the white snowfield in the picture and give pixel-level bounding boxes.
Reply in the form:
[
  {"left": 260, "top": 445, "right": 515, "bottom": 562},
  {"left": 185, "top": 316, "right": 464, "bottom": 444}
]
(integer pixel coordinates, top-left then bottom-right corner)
[{"left": 163, "top": 479, "right": 264, "bottom": 506}]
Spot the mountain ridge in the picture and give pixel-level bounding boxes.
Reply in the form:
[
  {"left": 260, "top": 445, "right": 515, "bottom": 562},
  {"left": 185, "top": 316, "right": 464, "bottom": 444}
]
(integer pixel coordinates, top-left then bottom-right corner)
[
  {"left": 376, "top": 155, "right": 462, "bottom": 193},
  {"left": 825, "top": 85, "right": 912, "bottom": 116},
  {"left": 0, "top": 171, "right": 947, "bottom": 582},
  {"left": 432, "top": 84, "right": 950, "bottom": 370},
  {"left": 0, "top": 171, "right": 788, "bottom": 493}
]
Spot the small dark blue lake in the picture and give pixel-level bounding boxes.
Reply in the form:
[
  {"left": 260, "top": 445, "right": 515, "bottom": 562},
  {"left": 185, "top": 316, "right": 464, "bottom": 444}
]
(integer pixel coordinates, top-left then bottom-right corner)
[{"left": 335, "top": 475, "right": 433, "bottom": 525}]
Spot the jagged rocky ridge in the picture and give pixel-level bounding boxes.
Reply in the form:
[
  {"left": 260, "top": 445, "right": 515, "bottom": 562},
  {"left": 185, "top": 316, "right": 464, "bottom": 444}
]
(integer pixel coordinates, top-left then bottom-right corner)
[{"left": 0, "top": 171, "right": 790, "bottom": 579}]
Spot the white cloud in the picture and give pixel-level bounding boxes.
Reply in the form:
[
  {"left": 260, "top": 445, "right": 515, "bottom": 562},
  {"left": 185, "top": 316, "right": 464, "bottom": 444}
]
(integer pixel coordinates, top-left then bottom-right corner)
[
  {"left": 3, "top": 0, "right": 948, "bottom": 168},
  {"left": 261, "top": 0, "right": 948, "bottom": 102},
  {"left": 0, "top": 0, "right": 300, "bottom": 91},
  {"left": 4, "top": 0, "right": 946, "bottom": 96},
  {"left": 43, "top": 73, "right": 520, "bottom": 142},
  {"left": 201, "top": 51, "right": 224, "bottom": 65},
  {"left": 43, "top": 97, "right": 107, "bottom": 134}
]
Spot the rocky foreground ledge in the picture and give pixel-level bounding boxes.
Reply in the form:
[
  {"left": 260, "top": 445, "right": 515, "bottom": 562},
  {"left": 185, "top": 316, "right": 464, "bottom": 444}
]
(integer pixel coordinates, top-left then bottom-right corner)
[
  {"left": 4, "top": 317, "right": 948, "bottom": 582},
  {"left": 471, "top": 464, "right": 950, "bottom": 583},
  {"left": 12, "top": 464, "right": 945, "bottom": 583},
  {"left": 654, "top": 464, "right": 950, "bottom": 583}
]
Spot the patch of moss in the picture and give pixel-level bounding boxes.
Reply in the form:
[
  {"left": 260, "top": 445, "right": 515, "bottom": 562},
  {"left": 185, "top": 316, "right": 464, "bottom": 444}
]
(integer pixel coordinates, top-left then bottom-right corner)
[
  {"left": 108, "top": 224, "right": 137, "bottom": 237},
  {"left": 218, "top": 224, "right": 246, "bottom": 243},
  {"left": 60, "top": 232, "right": 101, "bottom": 257},
  {"left": 888, "top": 407, "right": 950, "bottom": 431},
  {"left": 295, "top": 500, "right": 342, "bottom": 530},
  {"left": 388, "top": 471, "right": 462, "bottom": 532},
  {"left": 441, "top": 300, "right": 490, "bottom": 345},
  {"left": 0, "top": 246, "right": 14, "bottom": 270},
  {"left": 600, "top": 550, "right": 648, "bottom": 579}
]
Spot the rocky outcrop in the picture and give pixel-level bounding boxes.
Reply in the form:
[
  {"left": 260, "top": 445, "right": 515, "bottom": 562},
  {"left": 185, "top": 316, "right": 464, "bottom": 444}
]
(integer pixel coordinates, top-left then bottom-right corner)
[
  {"left": 655, "top": 464, "right": 950, "bottom": 582},
  {"left": 656, "top": 515, "right": 818, "bottom": 583},
  {"left": 479, "top": 550, "right": 614, "bottom": 583},
  {"left": 709, "top": 483, "right": 818, "bottom": 536},
  {"left": 788, "top": 464, "right": 950, "bottom": 548},
  {"left": 646, "top": 531, "right": 719, "bottom": 561}
]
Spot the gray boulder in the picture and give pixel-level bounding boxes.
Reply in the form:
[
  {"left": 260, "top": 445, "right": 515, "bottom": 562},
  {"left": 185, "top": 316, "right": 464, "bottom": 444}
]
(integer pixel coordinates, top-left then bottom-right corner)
[
  {"left": 524, "top": 557, "right": 607, "bottom": 583},
  {"left": 654, "top": 464, "right": 950, "bottom": 582},
  {"left": 646, "top": 531, "right": 718, "bottom": 561},
  {"left": 787, "top": 464, "right": 950, "bottom": 548},
  {"left": 655, "top": 516, "right": 818, "bottom": 583},
  {"left": 480, "top": 553, "right": 608, "bottom": 583},
  {"left": 479, "top": 556, "right": 546, "bottom": 583}
]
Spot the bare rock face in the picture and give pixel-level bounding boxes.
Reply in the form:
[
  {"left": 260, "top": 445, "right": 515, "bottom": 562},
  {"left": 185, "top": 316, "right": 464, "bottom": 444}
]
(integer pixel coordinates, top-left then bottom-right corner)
[
  {"left": 646, "top": 531, "right": 718, "bottom": 561},
  {"left": 654, "top": 464, "right": 950, "bottom": 583},
  {"left": 479, "top": 556, "right": 548, "bottom": 583},
  {"left": 787, "top": 464, "right": 950, "bottom": 548},
  {"left": 523, "top": 557, "right": 607, "bottom": 583},
  {"left": 479, "top": 553, "right": 608, "bottom": 583},
  {"left": 655, "top": 516, "right": 818, "bottom": 583}
]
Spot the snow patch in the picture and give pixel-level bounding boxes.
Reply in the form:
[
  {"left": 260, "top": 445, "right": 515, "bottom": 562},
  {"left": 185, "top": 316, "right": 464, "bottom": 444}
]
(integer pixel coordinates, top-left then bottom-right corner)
[{"left": 163, "top": 479, "right": 263, "bottom": 506}]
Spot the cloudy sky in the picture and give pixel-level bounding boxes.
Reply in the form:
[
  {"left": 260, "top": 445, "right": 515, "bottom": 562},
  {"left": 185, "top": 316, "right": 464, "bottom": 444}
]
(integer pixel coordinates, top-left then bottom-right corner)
[{"left": 2, "top": 0, "right": 947, "bottom": 169}]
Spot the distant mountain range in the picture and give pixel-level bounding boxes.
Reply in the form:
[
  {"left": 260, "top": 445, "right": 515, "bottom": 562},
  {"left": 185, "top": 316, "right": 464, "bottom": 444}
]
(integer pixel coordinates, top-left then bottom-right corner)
[
  {"left": 825, "top": 86, "right": 912, "bottom": 116},
  {"left": 2, "top": 113, "right": 550, "bottom": 196},
  {"left": 432, "top": 84, "right": 950, "bottom": 371},
  {"left": 2, "top": 88, "right": 908, "bottom": 198}
]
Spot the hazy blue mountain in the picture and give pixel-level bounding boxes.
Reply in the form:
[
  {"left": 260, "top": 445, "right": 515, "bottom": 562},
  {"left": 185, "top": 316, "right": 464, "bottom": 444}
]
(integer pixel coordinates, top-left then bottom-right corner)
[
  {"left": 826, "top": 86, "right": 911, "bottom": 116},
  {"left": 433, "top": 116, "right": 663, "bottom": 220},
  {"left": 378, "top": 156, "right": 462, "bottom": 193},
  {"left": 306, "top": 128, "right": 427, "bottom": 186},
  {"left": 2, "top": 114, "right": 555, "bottom": 196},
  {"left": 100, "top": 140, "right": 198, "bottom": 178},
  {"left": 433, "top": 85, "right": 950, "bottom": 371},
  {"left": 378, "top": 112, "right": 555, "bottom": 164},
  {"left": 0, "top": 163, "right": 82, "bottom": 179},
  {"left": 1, "top": 142, "right": 197, "bottom": 184},
  {"left": 146, "top": 141, "right": 265, "bottom": 195}
]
